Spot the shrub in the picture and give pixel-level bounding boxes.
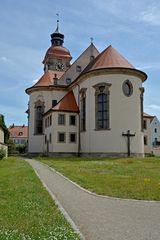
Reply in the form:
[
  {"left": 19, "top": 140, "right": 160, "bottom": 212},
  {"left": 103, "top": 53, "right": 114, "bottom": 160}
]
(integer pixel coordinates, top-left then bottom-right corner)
[
  {"left": 7, "top": 139, "right": 16, "bottom": 154},
  {"left": 0, "top": 148, "right": 6, "bottom": 160},
  {"left": 16, "top": 144, "right": 26, "bottom": 154}
]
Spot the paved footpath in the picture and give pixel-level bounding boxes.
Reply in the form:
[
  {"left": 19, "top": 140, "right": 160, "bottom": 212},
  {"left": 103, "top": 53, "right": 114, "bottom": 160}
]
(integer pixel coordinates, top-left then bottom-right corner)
[{"left": 26, "top": 159, "right": 160, "bottom": 240}]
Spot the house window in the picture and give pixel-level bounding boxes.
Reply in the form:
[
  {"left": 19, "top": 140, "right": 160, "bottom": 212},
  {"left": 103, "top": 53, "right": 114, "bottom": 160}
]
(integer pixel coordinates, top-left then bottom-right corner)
[
  {"left": 45, "top": 118, "right": 47, "bottom": 128},
  {"left": 93, "top": 83, "right": 111, "bottom": 130},
  {"left": 80, "top": 88, "right": 87, "bottom": 131},
  {"left": 69, "top": 133, "right": 76, "bottom": 143},
  {"left": 144, "top": 136, "right": 147, "bottom": 145},
  {"left": 50, "top": 115, "right": 52, "bottom": 126},
  {"left": 21, "top": 139, "right": 25, "bottom": 144},
  {"left": 155, "top": 128, "right": 157, "bottom": 133},
  {"left": 58, "top": 132, "right": 66, "bottom": 143},
  {"left": 90, "top": 56, "right": 94, "bottom": 61},
  {"left": 143, "top": 120, "right": 147, "bottom": 130},
  {"left": 66, "top": 78, "right": 71, "bottom": 85},
  {"left": 52, "top": 100, "right": 57, "bottom": 107},
  {"left": 19, "top": 132, "right": 23, "bottom": 136},
  {"left": 76, "top": 65, "right": 81, "bottom": 72},
  {"left": 58, "top": 114, "right": 65, "bottom": 125},
  {"left": 45, "top": 135, "right": 47, "bottom": 144},
  {"left": 70, "top": 115, "right": 76, "bottom": 125},
  {"left": 34, "top": 100, "right": 44, "bottom": 135},
  {"left": 49, "top": 133, "right": 52, "bottom": 143}
]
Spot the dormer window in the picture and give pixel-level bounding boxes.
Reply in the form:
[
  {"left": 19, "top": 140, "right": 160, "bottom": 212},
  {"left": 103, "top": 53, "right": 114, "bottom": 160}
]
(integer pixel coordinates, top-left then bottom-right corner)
[
  {"left": 90, "top": 56, "right": 94, "bottom": 61},
  {"left": 76, "top": 65, "right": 81, "bottom": 72},
  {"left": 66, "top": 78, "right": 71, "bottom": 85},
  {"left": 19, "top": 132, "right": 23, "bottom": 136}
]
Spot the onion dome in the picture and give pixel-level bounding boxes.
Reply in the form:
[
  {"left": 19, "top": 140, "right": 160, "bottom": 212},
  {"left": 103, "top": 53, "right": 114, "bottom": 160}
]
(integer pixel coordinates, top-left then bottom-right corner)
[{"left": 42, "top": 18, "right": 72, "bottom": 65}]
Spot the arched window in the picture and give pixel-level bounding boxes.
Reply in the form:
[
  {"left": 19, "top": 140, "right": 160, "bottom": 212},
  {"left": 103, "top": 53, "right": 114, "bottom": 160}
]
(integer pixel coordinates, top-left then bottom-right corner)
[
  {"left": 34, "top": 100, "right": 44, "bottom": 135},
  {"left": 97, "top": 93, "right": 108, "bottom": 129},
  {"left": 80, "top": 88, "right": 87, "bottom": 131},
  {"left": 93, "top": 83, "right": 111, "bottom": 130}
]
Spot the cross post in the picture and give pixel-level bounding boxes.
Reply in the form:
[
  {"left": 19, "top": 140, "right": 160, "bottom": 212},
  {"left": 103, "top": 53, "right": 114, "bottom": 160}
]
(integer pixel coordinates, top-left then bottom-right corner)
[{"left": 122, "top": 130, "right": 135, "bottom": 157}]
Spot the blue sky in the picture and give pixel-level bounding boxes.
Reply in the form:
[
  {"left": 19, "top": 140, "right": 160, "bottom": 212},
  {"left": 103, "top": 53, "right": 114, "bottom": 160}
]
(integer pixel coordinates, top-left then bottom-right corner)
[{"left": 0, "top": 0, "right": 160, "bottom": 126}]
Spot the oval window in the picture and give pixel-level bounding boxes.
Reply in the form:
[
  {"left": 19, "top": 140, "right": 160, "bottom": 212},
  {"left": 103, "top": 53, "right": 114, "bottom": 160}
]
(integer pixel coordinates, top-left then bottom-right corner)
[{"left": 122, "top": 80, "right": 133, "bottom": 96}]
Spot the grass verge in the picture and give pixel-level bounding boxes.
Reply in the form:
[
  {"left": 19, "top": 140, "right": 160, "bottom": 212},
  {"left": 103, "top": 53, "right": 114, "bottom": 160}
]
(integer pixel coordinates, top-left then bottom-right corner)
[
  {"left": 36, "top": 156, "right": 160, "bottom": 201},
  {"left": 0, "top": 157, "right": 80, "bottom": 240}
]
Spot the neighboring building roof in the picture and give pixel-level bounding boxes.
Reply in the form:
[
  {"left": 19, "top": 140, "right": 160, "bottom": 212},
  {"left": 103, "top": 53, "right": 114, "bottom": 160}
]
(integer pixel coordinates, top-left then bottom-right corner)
[
  {"left": 83, "top": 45, "right": 135, "bottom": 73},
  {"left": 8, "top": 125, "right": 28, "bottom": 138},
  {"left": 52, "top": 91, "right": 79, "bottom": 112},
  {"left": 143, "top": 112, "right": 154, "bottom": 118},
  {"left": 43, "top": 45, "right": 72, "bottom": 64},
  {"left": 143, "top": 112, "right": 155, "bottom": 123},
  {"left": 33, "top": 70, "right": 64, "bottom": 87}
]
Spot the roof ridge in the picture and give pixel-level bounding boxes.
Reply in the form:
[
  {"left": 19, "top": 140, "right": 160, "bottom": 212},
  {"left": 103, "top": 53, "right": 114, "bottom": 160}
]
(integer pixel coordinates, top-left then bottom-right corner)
[{"left": 82, "top": 45, "right": 135, "bottom": 74}]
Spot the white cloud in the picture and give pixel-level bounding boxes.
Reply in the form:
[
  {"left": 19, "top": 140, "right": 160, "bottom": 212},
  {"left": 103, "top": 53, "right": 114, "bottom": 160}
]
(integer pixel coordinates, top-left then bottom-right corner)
[
  {"left": 148, "top": 104, "right": 160, "bottom": 111},
  {"left": 0, "top": 56, "right": 13, "bottom": 63},
  {"left": 140, "top": 6, "right": 160, "bottom": 26},
  {"left": 144, "top": 104, "right": 160, "bottom": 120},
  {"left": 136, "top": 62, "right": 160, "bottom": 70}
]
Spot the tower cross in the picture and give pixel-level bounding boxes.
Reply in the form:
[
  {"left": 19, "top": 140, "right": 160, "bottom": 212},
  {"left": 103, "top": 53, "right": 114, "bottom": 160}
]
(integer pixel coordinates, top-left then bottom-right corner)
[{"left": 122, "top": 130, "right": 135, "bottom": 157}]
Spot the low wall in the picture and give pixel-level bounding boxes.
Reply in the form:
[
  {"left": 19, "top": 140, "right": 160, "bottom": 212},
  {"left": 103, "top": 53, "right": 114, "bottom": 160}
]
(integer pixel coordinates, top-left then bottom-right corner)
[{"left": 153, "top": 147, "right": 160, "bottom": 157}]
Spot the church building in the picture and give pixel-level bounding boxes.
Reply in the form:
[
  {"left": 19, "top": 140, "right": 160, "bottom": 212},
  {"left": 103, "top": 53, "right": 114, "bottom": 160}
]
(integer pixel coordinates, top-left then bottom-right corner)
[{"left": 26, "top": 21, "right": 147, "bottom": 157}]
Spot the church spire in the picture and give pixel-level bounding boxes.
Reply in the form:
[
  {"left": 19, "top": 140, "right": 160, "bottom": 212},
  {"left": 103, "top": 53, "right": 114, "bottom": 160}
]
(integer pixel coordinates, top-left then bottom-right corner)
[
  {"left": 50, "top": 14, "right": 64, "bottom": 46},
  {"left": 55, "top": 13, "right": 59, "bottom": 33}
]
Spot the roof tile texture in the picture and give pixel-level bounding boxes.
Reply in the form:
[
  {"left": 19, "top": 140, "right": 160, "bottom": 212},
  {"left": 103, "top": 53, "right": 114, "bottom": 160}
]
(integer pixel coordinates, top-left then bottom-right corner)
[
  {"left": 52, "top": 91, "right": 79, "bottom": 112},
  {"left": 9, "top": 125, "right": 28, "bottom": 138},
  {"left": 34, "top": 70, "right": 64, "bottom": 87},
  {"left": 83, "top": 45, "right": 135, "bottom": 73}
]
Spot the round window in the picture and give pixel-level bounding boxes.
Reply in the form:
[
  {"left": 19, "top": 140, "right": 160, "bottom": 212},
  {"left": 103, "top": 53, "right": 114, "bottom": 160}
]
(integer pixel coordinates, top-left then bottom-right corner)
[{"left": 122, "top": 80, "right": 133, "bottom": 97}]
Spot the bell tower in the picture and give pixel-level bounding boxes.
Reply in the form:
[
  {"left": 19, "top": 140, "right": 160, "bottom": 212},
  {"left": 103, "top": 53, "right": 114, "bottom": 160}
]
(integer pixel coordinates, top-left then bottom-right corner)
[{"left": 43, "top": 15, "right": 72, "bottom": 72}]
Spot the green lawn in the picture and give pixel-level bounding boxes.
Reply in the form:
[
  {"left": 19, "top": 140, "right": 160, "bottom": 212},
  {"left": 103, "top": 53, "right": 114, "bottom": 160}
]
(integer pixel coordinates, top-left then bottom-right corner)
[
  {"left": 0, "top": 157, "right": 80, "bottom": 240},
  {"left": 36, "top": 156, "right": 160, "bottom": 201}
]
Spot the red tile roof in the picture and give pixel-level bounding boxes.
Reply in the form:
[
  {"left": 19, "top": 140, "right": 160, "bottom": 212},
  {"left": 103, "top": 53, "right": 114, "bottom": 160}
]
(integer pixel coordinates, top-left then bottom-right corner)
[
  {"left": 52, "top": 91, "right": 79, "bottom": 112},
  {"left": 8, "top": 125, "right": 28, "bottom": 138},
  {"left": 83, "top": 45, "right": 135, "bottom": 73},
  {"left": 33, "top": 70, "right": 64, "bottom": 87},
  {"left": 43, "top": 46, "right": 72, "bottom": 64}
]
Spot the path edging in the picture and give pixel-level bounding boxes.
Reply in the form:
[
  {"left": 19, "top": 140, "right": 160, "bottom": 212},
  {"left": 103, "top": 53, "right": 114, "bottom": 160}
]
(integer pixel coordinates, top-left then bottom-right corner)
[
  {"left": 38, "top": 159, "right": 160, "bottom": 204},
  {"left": 25, "top": 159, "right": 85, "bottom": 240}
]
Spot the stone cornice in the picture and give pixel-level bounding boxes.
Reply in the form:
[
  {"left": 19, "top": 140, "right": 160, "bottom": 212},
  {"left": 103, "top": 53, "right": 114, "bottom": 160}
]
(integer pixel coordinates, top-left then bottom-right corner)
[
  {"left": 68, "top": 67, "right": 147, "bottom": 91},
  {"left": 26, "top": 85, "right": 67, "bottom": 95},
  {"left": 26, "top": 67, "right": 147, "bottom": 94}
]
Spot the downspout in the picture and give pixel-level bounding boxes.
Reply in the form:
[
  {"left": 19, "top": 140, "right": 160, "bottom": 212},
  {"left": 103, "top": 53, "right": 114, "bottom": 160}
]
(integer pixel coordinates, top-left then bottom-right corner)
[
  {"left": 76, "top": 83, "right": 81, "bottom": 157},
  {"left": 26, "top": 102, "right": 29, "bottom": 154}
]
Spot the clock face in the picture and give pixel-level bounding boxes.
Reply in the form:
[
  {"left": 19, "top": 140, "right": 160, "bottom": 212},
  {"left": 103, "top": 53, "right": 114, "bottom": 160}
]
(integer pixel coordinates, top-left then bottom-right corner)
[{"left": 55, "top": 62, "right": 64, "bottom": 71}]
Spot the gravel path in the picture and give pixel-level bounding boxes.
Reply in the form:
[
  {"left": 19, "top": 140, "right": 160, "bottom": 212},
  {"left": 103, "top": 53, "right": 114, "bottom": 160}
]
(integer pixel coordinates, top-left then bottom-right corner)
[{"left": 26, "top": 159, "right": 160, "bottom": 240}]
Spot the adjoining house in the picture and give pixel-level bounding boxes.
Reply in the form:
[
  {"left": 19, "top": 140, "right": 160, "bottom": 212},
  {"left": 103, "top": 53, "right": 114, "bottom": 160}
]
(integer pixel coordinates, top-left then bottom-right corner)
[
  {"left": 143, "top": 113, "right": 160, "bottom": 156},
  {"left": 0, "top": 115, "right": 8, "bottom": 156},
  {"left": 26, "top": 21, "right": 147, "bottom": 157},
  {"left": 8, "top": 124, "right": 28, "bottom": 146}
]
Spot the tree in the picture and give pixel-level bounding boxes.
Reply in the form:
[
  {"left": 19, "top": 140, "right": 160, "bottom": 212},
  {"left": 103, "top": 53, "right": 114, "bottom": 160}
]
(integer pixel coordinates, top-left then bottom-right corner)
[
  {"left": 0, "top": 114, "right": 9, "bottom": 143},
  {"left": 7, "top": 139, "right": 16, "bottom": 154}
]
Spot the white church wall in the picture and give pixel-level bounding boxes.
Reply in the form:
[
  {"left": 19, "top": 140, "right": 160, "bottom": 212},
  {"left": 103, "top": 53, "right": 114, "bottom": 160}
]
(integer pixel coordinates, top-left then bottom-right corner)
[
  {"left": 28, "top": 89, "right": 66, "bottom": 153},
  {"left": 77, "top": 73, "right": 144, "bottom": 156},
  {"left": 44, "top": 112, "right": 79, "bottom": 153}
]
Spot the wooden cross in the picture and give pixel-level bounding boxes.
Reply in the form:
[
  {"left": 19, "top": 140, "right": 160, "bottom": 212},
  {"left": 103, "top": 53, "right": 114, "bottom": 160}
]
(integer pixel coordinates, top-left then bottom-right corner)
[{"left": 122, "top": 130, "right": 135, "bottom": 157}]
